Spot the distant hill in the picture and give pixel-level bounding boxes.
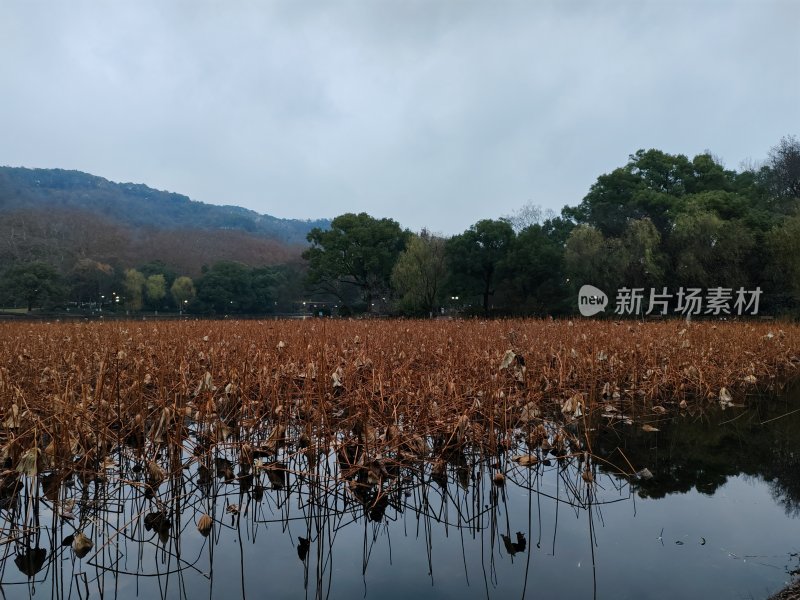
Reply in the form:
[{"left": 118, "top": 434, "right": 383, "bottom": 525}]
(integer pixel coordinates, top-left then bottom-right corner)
[
  {"left": 0, "top": 166, "right": 329, "bottom": 244},
  {"left": 0, "top": 166, "right": 330, "bottom": 276}
]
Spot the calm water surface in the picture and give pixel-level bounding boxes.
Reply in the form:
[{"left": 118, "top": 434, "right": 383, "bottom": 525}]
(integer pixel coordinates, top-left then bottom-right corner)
[{"left": 2, "top": 391, "right": 799, "bottom": 599}]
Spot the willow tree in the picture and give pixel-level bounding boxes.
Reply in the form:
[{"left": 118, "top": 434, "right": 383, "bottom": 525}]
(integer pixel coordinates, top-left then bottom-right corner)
[{"left": 391, "top": 231, "right": 448, "bottom": 316}]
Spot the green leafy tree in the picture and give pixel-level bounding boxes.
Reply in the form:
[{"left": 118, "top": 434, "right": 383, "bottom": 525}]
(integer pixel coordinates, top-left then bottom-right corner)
[
  {"left": 67, "top": 259, "right": 116, "bottom": 304},
  {"left": 2, "top": 262, "right": 64, "bottom": 311},
  {"left": 144, "top": 274, "right": 167, "bottom": 309},
  {"left": 140, "top": 260, "right": 177, "bottom": 307},
  {"left": 303, "top": 213, "right": 409, "bottom": 312},
  {"left": 139, "top": 260, "right": 176, "bottom": 285},
  {"left": 505, "top": 222, "right": 569, "bottom": 315},
  {"left": 195, "top": 261, "right": 255, "bottom": 313},
  {"left": 446, "top": 219, "right": 515, "bottom": 313},
  {"left": 767, "top": 213, "right": 800, "bottom": 313},
  {"left": 667, "top": 210, "right": 754, "bottom": 289},
  {"left": 564, "top": 225, "right": 628, "bottom": 299},
  {"left": 123, "top": 269, "right": 146, "bottom": 311},
  {"left": 271, "top": 264, "right": 310, "bottom": 313},
  {"left": 564, "top": 149, "right": 737, "bottom": 237},
  {"left": 170, "top": 276, "right": 196, "bottom": 311},
  {"left": 391, "top": 231, "right": 448, "bottom": 316},
  {"left": 250, "top": 266, "right": 284, "bottom": 312},
  {"left": 621, "top": 218, "right": 665, "bottom": 288}
]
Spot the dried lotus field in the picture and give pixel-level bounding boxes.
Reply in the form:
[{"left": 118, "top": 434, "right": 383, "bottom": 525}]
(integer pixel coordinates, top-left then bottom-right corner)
[
  {"left": 1, "top": 318, "right": 800, "bottom": 599},
  {"left": 2, "top": 319, "right": 798, "bottom": 475}
]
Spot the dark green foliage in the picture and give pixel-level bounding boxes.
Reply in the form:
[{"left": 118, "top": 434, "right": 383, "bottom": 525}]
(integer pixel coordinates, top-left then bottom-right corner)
[
  {"left": 195, "top": 262, "right": 256, "bottom": 314},
  {"left": 66, "top": 259, "right": 119, "bottom": 305},
  {"left": 505, "top": 222, "right": 571, "bottom": 315},
  {"left": 563, "top": 149, "right": 743, "bottom": 237},
  {"left": 1, "top": 262, "right": 64, "bottom": 311},
  {"left": 303, "top": 213, "right": 409, "bottom": 312},
  {"left": 445, "top": 219, "right": 515, "bottom": 314},
  {"left": 193, "top": 262, "right": 303, "bottom": 314}
]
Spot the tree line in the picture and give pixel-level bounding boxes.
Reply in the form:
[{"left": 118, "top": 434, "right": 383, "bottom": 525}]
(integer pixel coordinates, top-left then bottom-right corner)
[{"left": 2, "top": 136, "right": 798, "bottom": 317}]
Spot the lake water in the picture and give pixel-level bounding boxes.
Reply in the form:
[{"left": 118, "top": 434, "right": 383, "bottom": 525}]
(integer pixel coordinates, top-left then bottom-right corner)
[{"left": 2, "top": 390, "right": 799, "bottom": 599}]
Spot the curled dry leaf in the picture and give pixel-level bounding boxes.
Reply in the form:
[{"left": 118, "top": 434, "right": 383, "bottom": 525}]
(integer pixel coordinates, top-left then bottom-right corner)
[
  {"left": 3, "top": 403, "right": 20, "bottom": 428},
  {"left": 527, "top": 423, "right": 548, "bottom": 448},
  {"left": 197, "top": 513, "right": 213, "bottom": 537},
  {"left": 561, "top": 393, "right": 584, "bottom": 418},
  {"left": 641, "top": 424, "right": 659, "bottom": 432},
  {"left": 59, "top": 498, "right": 76, "bottom": 520},
  {"left": 719, "top": 387, "right": 733, "bottom": 408},
  {"left": 520, "top": 402, "right": 540, "bottom": 423},
  {"left": 331, "top": 366, "right": 344, "bottom": 388},
  {"left": 16, "top": 447, "right": 41, "bottom": 477},
  {"left": 455, "top": 414, "right": 469, "bottom": 442},
  {"left": 511, "top": 454, "right": 539, "bottom": 467},
  {"left": 194, "top": 371, "right": 214, "bottom": 396},
  {"left": 499, "top": 350, "right": 516, "bottom": 370},
  {"left": 72, "top": 532, "right": 93, "bottom": 558},
  {"left": 147, "top": 461, "right": 165, "bottom": 487}
]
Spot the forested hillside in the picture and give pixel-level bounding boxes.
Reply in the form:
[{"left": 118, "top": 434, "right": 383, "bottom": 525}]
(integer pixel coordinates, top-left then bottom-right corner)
[{"left": 0, "top": 167, "right": 328, "bottom": 244}]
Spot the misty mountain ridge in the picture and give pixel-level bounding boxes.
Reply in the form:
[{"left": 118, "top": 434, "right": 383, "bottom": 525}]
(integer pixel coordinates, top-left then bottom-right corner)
[{"left": 0, "top": 166, "right": 329, "bottom": 244}]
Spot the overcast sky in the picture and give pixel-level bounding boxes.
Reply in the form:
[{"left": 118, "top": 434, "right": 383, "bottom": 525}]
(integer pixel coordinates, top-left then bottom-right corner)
[{"left": 1, "top": 1, "right": 798, "bottom": 235}]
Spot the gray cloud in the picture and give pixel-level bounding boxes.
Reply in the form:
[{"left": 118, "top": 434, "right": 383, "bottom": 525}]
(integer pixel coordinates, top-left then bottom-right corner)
[{"left": 1, "top": 0, "right": 798, "bottom": 235}]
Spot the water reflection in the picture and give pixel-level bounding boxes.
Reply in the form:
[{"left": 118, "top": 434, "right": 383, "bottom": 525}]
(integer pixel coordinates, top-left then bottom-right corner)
[
  {"left": 594, "top": 391, "right": 800, "bottom": 513},
  {"left": 1, "top": 393, "right": 800, "bottom": 599}
]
